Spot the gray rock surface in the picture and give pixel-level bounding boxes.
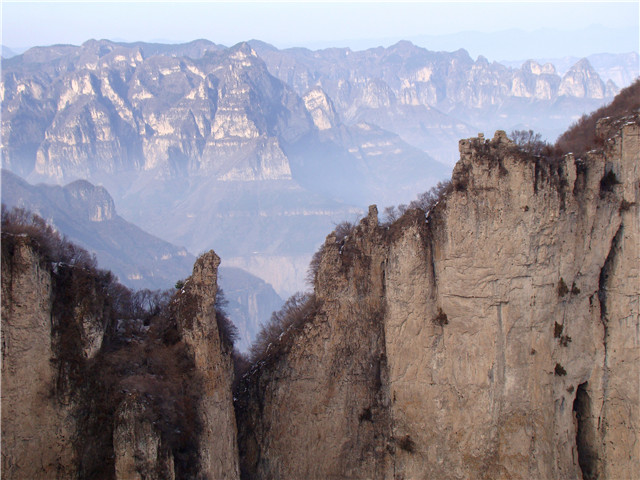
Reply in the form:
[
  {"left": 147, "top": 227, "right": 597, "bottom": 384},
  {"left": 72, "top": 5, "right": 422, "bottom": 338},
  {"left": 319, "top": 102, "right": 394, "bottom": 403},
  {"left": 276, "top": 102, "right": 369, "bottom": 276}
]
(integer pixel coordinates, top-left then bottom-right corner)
[{"left": 237, "top": 116, "right": 639, "bottom": 479}]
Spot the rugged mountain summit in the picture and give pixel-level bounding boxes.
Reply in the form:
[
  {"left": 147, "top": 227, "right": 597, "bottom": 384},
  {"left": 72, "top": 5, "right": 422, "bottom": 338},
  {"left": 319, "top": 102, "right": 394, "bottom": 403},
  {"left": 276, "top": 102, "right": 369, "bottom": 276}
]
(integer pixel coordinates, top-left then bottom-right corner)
[
  {"left": 3, "top": 39, "right": 444, "bottom": 294},
  {"left": 2, "top": 38, "right": 623, "bottom": 294},
  {"left": 237, "top": 111, "right": 639, "bottom": 478},
  {"left": 250, "top": 40, "right": 620, "bottom": 163}
]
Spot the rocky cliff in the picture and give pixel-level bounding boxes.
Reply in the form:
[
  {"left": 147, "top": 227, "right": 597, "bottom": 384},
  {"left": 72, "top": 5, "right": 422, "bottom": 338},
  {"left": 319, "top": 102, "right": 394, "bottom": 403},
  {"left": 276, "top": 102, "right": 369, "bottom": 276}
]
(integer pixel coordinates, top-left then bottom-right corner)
[
  {"left": 237, "top": 113, "right": 639, "bottom": 478},
  {"left": 3, "top": 82, "right": 637, "bottom": 479},
  {"left": 171, "top": 251, "right": 240, "bottom": 479},
  {"left": 1, "top": 235, "right": 78, "bottom": 478},
  {"left": 250, "top": 40, "right": 619, "bottom": 163},
  {"left": 1, "top": 221, "right": 239, "bottom": 479}
]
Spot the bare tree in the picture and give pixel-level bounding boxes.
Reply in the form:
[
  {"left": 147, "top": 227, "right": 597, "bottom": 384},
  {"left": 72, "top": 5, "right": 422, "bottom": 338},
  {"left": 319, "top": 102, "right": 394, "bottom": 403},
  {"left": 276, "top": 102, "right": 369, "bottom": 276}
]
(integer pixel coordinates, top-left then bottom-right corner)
[{"left": 509, "top": 129, "right": 548, "bottom": 155}]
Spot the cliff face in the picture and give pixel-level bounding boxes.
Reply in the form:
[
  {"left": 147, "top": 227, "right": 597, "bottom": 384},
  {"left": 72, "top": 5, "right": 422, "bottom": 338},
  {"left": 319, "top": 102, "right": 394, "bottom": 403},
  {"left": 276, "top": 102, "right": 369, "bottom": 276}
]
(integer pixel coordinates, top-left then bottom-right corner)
[
  {"left": 1, "top": 237, "right": 77, "bottom": 479},
  {"left": 237, "top": 116, "right": 639, "bottom": 479},
  {"left": 1, "top": 235, "right": 239, "bottom": 479},
  {"left": 238, "top": 207, "right": 393, "bottom": 478},
  {"left": 172, "top": 252, "right": 240, "bottom": 479}
]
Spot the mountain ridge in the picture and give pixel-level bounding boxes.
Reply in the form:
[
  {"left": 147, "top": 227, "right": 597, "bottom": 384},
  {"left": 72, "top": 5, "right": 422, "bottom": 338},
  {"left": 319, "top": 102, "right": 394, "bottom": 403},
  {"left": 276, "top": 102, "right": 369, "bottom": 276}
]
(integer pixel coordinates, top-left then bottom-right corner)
[{"left": 1, "top": 38, "right": 627, "bottom": 295}]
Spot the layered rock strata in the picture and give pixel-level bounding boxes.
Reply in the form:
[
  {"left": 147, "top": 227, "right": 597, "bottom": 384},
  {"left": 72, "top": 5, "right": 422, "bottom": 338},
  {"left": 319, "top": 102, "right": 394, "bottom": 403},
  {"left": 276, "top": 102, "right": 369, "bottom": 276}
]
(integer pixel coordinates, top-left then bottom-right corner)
[{"left": 237, "top": 117, "right": 639, "bottom": 479}]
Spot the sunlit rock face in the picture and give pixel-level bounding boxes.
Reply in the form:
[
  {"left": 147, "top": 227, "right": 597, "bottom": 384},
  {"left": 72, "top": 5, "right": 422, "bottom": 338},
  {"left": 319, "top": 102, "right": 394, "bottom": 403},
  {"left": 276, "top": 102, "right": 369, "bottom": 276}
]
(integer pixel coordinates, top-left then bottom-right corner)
[
  {"left": 237, "top": 116, "right": 639, "bottom": 479},
  {"left": 558, "top": 59, "right": 606, "bottom": 99},
  {"left": 303, "top": 87, "right": 339, "bottom": 131},
  {"left": 2, "top": 40, "right": 312, "bottom": 183}
]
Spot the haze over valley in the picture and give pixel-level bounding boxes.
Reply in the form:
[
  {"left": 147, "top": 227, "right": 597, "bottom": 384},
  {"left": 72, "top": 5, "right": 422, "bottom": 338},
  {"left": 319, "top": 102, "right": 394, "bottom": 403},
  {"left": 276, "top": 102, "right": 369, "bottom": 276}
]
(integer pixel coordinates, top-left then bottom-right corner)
[{"left": 2, "top": 38, "right": 636, "bottom": 303}]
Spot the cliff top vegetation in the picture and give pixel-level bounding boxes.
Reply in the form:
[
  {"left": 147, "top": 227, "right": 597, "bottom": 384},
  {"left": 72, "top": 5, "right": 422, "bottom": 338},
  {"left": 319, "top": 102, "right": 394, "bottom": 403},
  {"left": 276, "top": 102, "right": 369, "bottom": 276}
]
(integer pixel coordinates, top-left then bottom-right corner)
[{"left": 556, "top": 78, "right": 640, "bottom": 157}]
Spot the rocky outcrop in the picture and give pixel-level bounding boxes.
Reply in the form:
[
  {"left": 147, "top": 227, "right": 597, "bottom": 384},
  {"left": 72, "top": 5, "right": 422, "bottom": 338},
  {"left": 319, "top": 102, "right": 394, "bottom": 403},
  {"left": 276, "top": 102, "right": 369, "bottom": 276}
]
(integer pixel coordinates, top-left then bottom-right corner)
[
  {"left": 252, "top": 41, "right": 616, "bottom": 164},
  {"left": 113, "top": 397, "right": 175, "bottom": 480},
  {"left": 238, "top": 206, "right": 392, "bottom": 479},
  {"left": 303, "top": 87, "right": 339, "bottom": 131},
  {"left": 1, "top": 236, "right": 77, "bottom": 479},
  {"left": 558, "top": 58, "right": 606, "bottom": 99},
  {"left": 1, "top": 233, "right": 114, "bottom": 478},
  {"left": 1, "top": 231, "right": 240, "bottom": 479},
  {"left": 172, "top": 251, "right": 240, "bottom": 479},
  {"left": 237, "top": 116, "right": 639, "bottom": 478}
]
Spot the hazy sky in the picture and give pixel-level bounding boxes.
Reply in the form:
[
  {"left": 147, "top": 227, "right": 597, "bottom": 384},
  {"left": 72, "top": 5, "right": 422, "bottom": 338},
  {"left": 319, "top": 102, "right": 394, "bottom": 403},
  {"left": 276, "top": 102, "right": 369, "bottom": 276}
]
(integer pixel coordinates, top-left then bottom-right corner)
[{"left": 2, "top": 1, "right": 638, "bottom": 60}]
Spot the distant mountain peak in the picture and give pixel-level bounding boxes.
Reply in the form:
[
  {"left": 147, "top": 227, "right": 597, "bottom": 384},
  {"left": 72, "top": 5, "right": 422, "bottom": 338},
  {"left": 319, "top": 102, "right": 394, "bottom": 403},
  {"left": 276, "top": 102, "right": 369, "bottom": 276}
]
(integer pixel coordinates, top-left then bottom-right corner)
[
  {"left": 521, "top": 59, "right": 556, "bottom": 75},
  {"left": 229, "top": 41, "right": 258, "bottom": 59},
  {"left": 303, "top": 87, "right": 339, "bottom": 131},
  {"left": 559, "top": 57, "right": 606, "bottom": 98},
  {"left": 64, "top": 179, "right": 115, "bottom": 222}
]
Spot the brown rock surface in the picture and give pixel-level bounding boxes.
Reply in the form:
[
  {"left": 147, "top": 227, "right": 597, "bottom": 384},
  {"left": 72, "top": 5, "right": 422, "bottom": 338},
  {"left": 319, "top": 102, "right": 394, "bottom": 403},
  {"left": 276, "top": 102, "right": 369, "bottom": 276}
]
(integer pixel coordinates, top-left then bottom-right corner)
[
  {"left": 173, "top": 251, "right": 240, "bottom": 479},
  {"left": 1, "top": 237, "right": 77, "bottom": 479},
  {"left": 237, "top": 117, "right": 639, "bottom": 479},
  {"left": 113, "top": 396, "right": 175, "bottom": 480},
  {"left": 1, "top": 236, "right": 241, "bottom": 479}
]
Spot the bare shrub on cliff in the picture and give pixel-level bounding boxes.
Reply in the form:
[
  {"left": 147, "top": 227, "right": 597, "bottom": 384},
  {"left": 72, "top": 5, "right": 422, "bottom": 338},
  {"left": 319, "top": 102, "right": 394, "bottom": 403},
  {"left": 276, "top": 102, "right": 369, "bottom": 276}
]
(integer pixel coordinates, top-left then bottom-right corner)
[
  {"left": 381, "top": 180, "right": 452, "bottom": 227},
  {"left": 249, "top": 292, "right": 316, "bottom": 364},
  {"left": 509, "top": 129, "right": 552, "bottom": 156},
  {"left": 131, "top": 288, "right": 173, "bottom": 319},
  {"left": 306, "top": 219, "right": 360, "bottom": 286},
  {"left": 306, "top": 244, "right": 326, "bottom": 286},
  {"left": 409, "top": 180, "right": 453, "bottom": 212},
  {"left": 334, "top": 220, "right": 358, "bottom": 243},
  {"left": 215, "top": 288, "right": 239, "bottom": 349},
  {"left": 2, "top": 204, "right": 97, "bottom": 269},
  {"left": 556, "top": 79, "right": 640, "bottom": 157},
  {"left": 382, "top": 204, "right": 408, "bottom": 224}
]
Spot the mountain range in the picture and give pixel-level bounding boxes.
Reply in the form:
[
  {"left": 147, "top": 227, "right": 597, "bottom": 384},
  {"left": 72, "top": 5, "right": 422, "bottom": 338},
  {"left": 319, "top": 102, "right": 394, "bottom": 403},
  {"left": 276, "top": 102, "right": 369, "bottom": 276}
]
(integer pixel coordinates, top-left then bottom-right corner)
[{"left": 1, "top": 38, "right": 634, "bottom": 295}]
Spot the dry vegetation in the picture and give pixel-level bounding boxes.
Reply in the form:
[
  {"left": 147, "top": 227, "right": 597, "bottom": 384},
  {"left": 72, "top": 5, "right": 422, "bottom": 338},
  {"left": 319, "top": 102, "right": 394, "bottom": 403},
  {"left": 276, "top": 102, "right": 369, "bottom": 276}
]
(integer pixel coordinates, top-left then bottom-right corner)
[
  {"left": 247, "top": 292, "right": 317, "bottom": 367},
  {"left": 2, "top": 205, "right": 240, "bottom": 478},
  {"left": 382, "top": 180, "right": 453, "bottom": 225},
  {"left": 556, "top": 79, "right": 640, "bottom": 157},
  {"left": 509, "top": 129, "right": 551, "bottom": 156}
]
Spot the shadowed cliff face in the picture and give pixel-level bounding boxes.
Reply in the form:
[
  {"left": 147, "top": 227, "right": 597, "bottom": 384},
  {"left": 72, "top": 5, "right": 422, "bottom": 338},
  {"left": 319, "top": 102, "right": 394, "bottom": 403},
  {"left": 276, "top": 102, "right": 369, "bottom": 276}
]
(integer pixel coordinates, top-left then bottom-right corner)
[
  {"left": 236, "top": 115, "right": 639, "bottom": 479},
  {"left": 1, "top": 233, "right": 239, "bottom": 479}
]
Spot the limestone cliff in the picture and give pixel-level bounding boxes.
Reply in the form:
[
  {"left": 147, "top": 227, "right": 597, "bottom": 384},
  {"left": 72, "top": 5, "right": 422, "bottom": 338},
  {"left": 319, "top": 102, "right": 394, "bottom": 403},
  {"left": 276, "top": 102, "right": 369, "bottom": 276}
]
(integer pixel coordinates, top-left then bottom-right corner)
[
  {"left": 1, "top": 223, "right": 239, "bottom": 479},
  {"left": 171, "top": 251, "right": 240, "bottom": 479},
  {"left": 237, "top": 115, "right": 639, "bottom": 479},
  {"left": 1, "top": 236, "right": 77, "bottom": 479}
]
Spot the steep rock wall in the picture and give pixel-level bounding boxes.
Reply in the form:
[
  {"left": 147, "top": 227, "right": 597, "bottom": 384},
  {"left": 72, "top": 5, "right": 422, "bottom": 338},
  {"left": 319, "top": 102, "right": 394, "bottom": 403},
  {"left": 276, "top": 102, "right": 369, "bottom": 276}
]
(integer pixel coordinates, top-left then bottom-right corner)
[
  {"left": 1, "top": 236, "right": 112, "bottom": 478},
  {"left": 237, "top": 118, "right": 639, "bottom": 479},
  {"left": 238, "top": 207, "right": 393, "bottom": 479},
  {"left": 172, "top": 251, "right": 240, "bottom": 479},
  {"left": 1, "top": 238, "right": 240, "bottom": 479},
  {"left": 1, "top": 237, "right": 77, "bottom": 479}
]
